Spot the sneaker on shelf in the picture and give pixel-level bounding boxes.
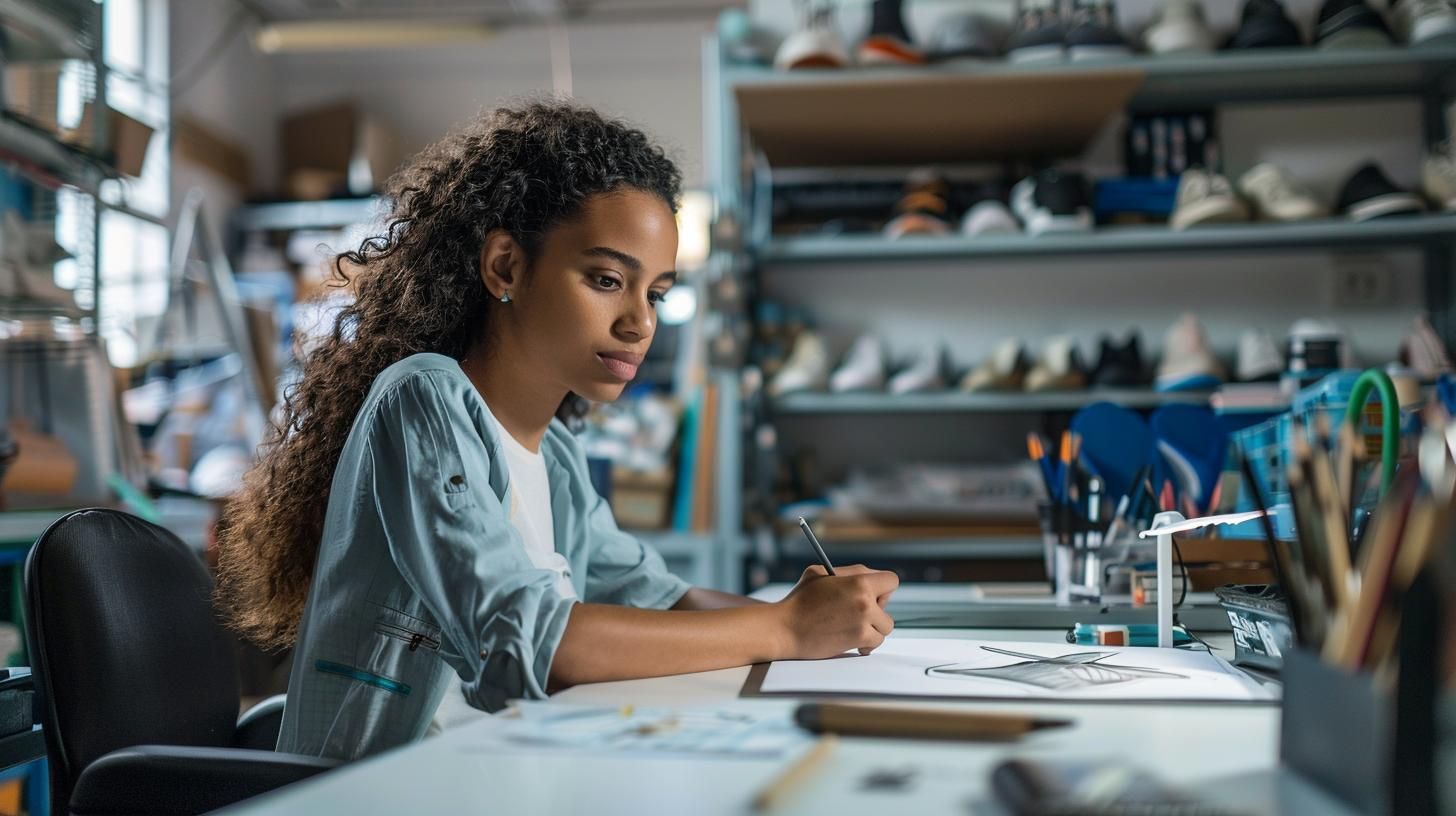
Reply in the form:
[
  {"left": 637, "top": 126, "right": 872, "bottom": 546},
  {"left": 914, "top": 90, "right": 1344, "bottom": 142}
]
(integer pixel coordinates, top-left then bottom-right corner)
[
  {"left": 1090, "top": 332, "right": 1146, "bottom": 388},
  {"left": 1399, "top": 315, "right": 1452, "bottom": 378},
  {"left": 775, "top": 2, "right": 851, "bottom": 70},
  {"left": 858, "top": 0, "right": 926, "bottom": 65},
  {"left": 1236, "top": 328, "right": 1285, "bottom": 382},
  {"left": 1065, "top": 0, "right": 1133, "bottom": 60},
  {"left": 1314, "top": 0, "right": 1394, "bottom": 49},
  {"left": 768, "top": 331, "right": 830, "bottom": 396},
  {"left": 928, "top": 12, "right": 1006, "bottom": 61},
  {"left": 1024, "top": 336, "right": 1088, "bottom": 392},
  {"left": 1422, "top": 144, "right": 1456, "bottom": 211},
  {"left": 961, "top": 338, "right": 1030, "bottom": 391},
  {"left": 830, "top": 334, "right": 889, "bottom": 392},
  {"left": 884, "top": 168, "right": 953, "bottom": 238},
  {"left": 1155, "top": 313, "right": 1225, "bottom": 392},
  {"left": 1391, "top": 0, "right": 1456, "bottom": 46},
  {"left": 1011, "top": 169, "right": 1093, "bottom": 236},
  {"left": 960, "top": 199, "right": 1021, "bottom": 236},
  {"left": 888, "top": 345, "right": 948, "bottom": 394},
  {"left": 1144, "top": 0, "right": 1218, "bottom": 54},
  {"left": 1287, "top": 318, "right": 1357, "bottom": 374},
  {"left": 1007, "top": 0, "right": 1067, "bottom": 62},
  {"left": 1170, "top": 168, "right": 1251, "bottom": 230},
  {"left": 1237, "top": 163, "right": 1326, "bottom": 222},
  {"left": 1337, "top": 162, "right": 1426, "bottom": 221},
  {"left": 1227, "top": 0, "right": 1304, "bottom": 49}
]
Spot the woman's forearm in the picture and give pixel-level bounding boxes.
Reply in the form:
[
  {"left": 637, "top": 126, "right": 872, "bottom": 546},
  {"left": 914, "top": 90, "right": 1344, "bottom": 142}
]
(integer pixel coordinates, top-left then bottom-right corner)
[
  {"left": 672, "top": 586, "right": 764, "bottom": 610},
  {"left": 549, "top": 602, "right": 787, "bottom": 687}
]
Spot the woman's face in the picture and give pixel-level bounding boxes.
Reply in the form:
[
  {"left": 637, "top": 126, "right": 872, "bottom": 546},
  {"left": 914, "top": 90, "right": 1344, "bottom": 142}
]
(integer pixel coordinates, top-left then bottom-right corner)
[{"left": 512, "top": 189, "right": 679, "bottom": 403}]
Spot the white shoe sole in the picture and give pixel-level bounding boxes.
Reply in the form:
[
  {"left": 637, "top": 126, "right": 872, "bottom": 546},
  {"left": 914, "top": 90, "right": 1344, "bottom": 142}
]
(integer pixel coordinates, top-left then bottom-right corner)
[
  {"left": 1317, "top": 27, "right": 1393, "bottom": 50},
  {"left": 1067, "top": 43, "right": 1133, "bottom": 61},
  {"left": 1170, "top": 197, "right": 1249, "bottom": 230},
  {"left": 1347, "top": 192, "right": 1425, "bottom": 221},
  {"left": 1026, "top": 210, "right": 1092, "bottom": 236},
  {"left": 1008, "top": 43, "right": 1065, "bottom": 62},
  {"left": 1257, "top": 200, "right": 1326, "bottom": 222},
  {"left": 1408, "top": 13, "right": 1456, "bottom": 45},
  {"left": 1145, "top": 21, "right": 1216, "bottom": 54}
]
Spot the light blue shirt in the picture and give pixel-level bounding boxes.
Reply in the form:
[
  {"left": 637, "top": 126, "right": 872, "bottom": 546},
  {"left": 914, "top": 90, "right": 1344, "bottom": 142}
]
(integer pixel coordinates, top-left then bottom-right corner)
[{"left": 276, "top": 353, "right": 691, "bottom": 760}]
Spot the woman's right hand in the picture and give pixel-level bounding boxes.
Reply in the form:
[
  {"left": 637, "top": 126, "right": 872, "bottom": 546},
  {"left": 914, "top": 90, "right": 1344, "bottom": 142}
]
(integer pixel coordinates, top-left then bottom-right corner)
[{"left": 775, "top": 565, "right": 899, "bottom": 659}]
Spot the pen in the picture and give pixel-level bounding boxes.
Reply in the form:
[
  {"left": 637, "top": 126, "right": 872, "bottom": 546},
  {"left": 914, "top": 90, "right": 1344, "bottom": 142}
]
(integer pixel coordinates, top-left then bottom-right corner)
[
  {"left": 751, "top": 734, "right": 837, "bottom": 812},
  {"left": 794, "top": 703, "right": 1070, "bottom": 741},
  {"left": 797, "top": 517, "right": 836, "bottom": 576}
]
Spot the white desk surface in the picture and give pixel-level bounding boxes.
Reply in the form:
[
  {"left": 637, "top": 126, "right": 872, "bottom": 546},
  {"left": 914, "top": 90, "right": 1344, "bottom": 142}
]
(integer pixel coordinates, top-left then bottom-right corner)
[{"left": 220, "top": 619, "right": 1355, "bottom": 816}]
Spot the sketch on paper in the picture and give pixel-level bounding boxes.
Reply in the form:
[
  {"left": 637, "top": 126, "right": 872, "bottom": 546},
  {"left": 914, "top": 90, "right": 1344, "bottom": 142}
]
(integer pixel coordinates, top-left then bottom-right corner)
[{"left": 925, "top": 646, "right": 1190, "bottom": 691}]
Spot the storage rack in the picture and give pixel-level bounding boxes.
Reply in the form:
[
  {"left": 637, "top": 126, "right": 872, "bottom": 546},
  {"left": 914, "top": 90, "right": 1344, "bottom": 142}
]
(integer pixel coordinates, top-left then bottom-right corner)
[{"left": 705, "top": 36, "right": 1456, "bottom": 589}]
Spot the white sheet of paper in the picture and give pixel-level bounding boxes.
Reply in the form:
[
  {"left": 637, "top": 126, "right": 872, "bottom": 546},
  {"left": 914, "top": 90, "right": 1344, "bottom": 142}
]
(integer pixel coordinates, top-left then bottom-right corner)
[{"left": 759, "top": 638, "right": 1273, "bottom": 703}]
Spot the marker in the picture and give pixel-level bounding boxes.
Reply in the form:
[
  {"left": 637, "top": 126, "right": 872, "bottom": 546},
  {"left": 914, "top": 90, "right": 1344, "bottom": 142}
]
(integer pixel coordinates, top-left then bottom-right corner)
[{"left": 797, "top": 517, "right": 836, "bottom": 576}]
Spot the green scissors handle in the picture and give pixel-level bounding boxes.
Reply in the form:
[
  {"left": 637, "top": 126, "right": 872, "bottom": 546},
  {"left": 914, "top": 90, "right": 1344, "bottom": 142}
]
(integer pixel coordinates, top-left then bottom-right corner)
[{"left": 1341, "top": 368, "right": 1399, "bottom": 497}]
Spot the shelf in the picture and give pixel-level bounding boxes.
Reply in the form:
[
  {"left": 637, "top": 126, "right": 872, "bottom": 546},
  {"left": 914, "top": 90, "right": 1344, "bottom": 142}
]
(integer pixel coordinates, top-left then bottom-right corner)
[
  {"left": 0, "top": 0, "right": 92, "bottom": 60},
  {"left": 772, "top": 389, "right": 1211, "bottom": 415},
  {"left": 233, "top": 197, "right": 384, "bottom": 232},
  {"left": 0, "top": 116, "right": 105, "bottom": 194},
  {"left": 757, "top": 213, "right": 1456, "bottom": 264},
  {"left": 728, "top": 47, "right": 1456, "bottom": 167},
  {"left": 779, "top": 535, "right": 1044, "bottom": 560}
]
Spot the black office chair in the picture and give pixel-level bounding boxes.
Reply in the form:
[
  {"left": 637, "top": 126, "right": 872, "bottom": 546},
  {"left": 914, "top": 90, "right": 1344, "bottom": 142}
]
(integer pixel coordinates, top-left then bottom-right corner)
[{"left": 24, "top": 508, "right": 340, "bottom": 816}]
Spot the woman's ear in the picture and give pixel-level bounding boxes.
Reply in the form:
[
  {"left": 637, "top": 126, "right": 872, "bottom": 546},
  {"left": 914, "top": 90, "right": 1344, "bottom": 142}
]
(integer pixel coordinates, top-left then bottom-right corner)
[{"left": 479, "top": 229, "right": 525, "bottom": 301}]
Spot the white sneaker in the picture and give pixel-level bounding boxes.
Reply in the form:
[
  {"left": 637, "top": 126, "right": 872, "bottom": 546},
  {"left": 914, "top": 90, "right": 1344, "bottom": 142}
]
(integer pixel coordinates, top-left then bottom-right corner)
[
  {"left": 1399, "top": 315, "right": 1452, "bottom": 378},
  {"left": 960, "top": 338, "right": 1028, "bottom": 391},
  {"left": 1238, "top": 163, "right": 1326, "bottom": 222},
  {"left": 1170, "top": 169, "right": 1250, "bottom": 230},
  {"left": 1144, "top": 0, "right": 1218, "bottom": 54},
  {"left": 1023, "top": 336, "right": 1087, "bottom": 392},
  {"left": 1392, "top": 0, "right": 1456, "bottom": 45},
  {"left": 775, "top": 4, "right": 850, "bottom": 70},
  {"left": 1287, "top": 318, "right": 1357, "bottom": 374},
  {"left": 1236, "top": 329, "right": 1284, "bottom": 382},
  {"left": 960, "top": 200, "right": 1021, "bottom": 236},
  {"left": 1155, "top": 313, "right": 1225, "bottom": 392},
  {"left": 829, "top": 334, "right": 888, "bottom": 392},
  {"left": 1423, "top": 145, "right": 1456, "bottom": 211},
  {"left": 768, "top": 331, "right": 830, "bottom": 396},
  {"left": 888, "top": 345, "right": 946, "bottom": 394}
]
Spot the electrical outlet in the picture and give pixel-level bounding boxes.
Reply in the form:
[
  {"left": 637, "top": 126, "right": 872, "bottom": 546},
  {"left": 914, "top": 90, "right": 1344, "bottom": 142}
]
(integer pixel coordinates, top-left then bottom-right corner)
[{"left": 1333, "top": 258, "right": 1392, "bottom": 306}]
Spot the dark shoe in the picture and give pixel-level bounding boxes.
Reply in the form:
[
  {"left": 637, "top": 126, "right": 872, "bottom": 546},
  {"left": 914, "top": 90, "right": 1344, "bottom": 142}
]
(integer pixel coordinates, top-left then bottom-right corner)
[
  {"left": 1337, "top": 162, "right": 1426, "bottom": 221},
  {"left": 928, "top": 13, "right": 1005, "bottom": 61},
  {"left": 1315, "top": 0, "right": 1394, "bottom": 48},
  {"left": 1066, "top": 0, "right": 1133, "bottom": 60},
  {"left": 1093, "top": 332, "right": 1147, "bottom": 387},
  {"left": 1008, "top": 0, "right": 1066, "bottom": 62},
  {"left": 1227, "top": 0, "right": 1304, "bottom": 48},
  {"left": 1011, "top": 169, "right": 1093, "bottom": 235},
  {"left": 859, "top": 0, "right": 926, "bottom": 64}
]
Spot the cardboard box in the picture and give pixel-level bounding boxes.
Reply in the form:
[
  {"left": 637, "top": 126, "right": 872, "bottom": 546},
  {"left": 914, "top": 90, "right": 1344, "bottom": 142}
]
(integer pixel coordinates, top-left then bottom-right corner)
[
  {"left": 611, "top": 467, "right": 673, "bottom": 530},
  {"left": 2, "top": 63, "right": 63, "bottom": 134},
  {"left": 281, "top": 101, "right": 401, "bottom": 198},
  {"left": 175, "top": 114, "right": 253, "bottom": 192},
  {"left": 63, "top": 103, "right": 156, "bottom": 178}
]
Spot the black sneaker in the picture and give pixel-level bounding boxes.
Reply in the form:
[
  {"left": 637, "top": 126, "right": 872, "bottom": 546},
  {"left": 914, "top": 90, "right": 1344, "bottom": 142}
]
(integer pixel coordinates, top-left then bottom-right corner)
[
  {"left": 1066, "top": 0, "right": 1132, "bottom": 61},
  {"left": 1337, "top": 163, "right": 1427, "bottom": 221},
  {"left": 1011, "top": 168, "right": 1093, "bottom": 235},
  {"left": 1092, "top": 332, "right": 1147, "bottom": 387},
  {"left": 859, "top": 0, "right": 926, "bottom": 65},
  {"left": 1007, "top": 0, "right": 1066, "bottom": 62},
  {"left": 1315, "top": 0, "right": 1394, "bottom": 49},
  {"left": 1227, "top": 0, "right": 1304, "bottom": 49}
]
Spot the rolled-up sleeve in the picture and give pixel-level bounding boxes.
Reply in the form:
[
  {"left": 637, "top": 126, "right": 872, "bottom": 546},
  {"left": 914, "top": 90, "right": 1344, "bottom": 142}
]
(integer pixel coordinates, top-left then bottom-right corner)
[{"left": 366, "top": 372, "right": 576, "bottom": 712}]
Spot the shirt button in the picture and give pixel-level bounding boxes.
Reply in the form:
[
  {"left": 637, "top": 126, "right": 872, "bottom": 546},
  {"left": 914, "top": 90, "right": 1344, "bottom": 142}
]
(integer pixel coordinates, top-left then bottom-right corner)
[{"left": 479, "top": 649, "right": 489, "bottom": 659}]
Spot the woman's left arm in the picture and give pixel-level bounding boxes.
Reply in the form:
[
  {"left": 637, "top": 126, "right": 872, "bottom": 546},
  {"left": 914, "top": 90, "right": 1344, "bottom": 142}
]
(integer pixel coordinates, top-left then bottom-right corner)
[{"left": 672, "top": 587, "right": 763, "bottom": 610}]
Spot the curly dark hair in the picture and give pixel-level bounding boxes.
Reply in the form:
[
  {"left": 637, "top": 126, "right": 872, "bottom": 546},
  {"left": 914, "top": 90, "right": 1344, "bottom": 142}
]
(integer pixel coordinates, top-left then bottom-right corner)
[{"left": 216, "top": 99, "right": 683, "bottom": 651}]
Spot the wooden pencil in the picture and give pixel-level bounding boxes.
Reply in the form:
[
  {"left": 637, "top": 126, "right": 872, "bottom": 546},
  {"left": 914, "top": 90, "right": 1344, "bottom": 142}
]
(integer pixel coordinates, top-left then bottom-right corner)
[{"left": 751, "top": 735, "right": 837, "bottom": 812}]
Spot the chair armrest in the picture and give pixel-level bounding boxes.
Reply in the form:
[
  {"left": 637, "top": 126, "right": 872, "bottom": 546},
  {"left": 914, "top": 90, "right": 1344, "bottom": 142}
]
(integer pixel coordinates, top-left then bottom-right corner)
[
  {"left": 234, "top": 694, "right": 288, "bottom": 750},
  {"left": 70, "top": 744, "right": 341, "bottom": 816}
]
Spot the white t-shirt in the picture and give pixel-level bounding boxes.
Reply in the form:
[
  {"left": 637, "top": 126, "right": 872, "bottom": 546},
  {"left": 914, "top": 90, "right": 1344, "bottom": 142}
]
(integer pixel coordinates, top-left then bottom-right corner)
[{"left": 495, "top": 424, "right": 577, "bottom": 601}]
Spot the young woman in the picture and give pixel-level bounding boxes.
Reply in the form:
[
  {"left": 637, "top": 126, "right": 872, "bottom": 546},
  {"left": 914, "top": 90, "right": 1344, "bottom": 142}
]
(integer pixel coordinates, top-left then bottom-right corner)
[{"left": 216, "top": 101, "right": 899, "bottom": 761}]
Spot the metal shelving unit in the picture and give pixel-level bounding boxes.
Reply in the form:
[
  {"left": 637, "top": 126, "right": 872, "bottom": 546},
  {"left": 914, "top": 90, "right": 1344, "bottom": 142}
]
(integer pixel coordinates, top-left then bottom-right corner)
[
  {"left": 232, "top": 197, "right": 384, "bottom": 232},
  {"left": 706, "top": 34, "right": 1456, "bottom": 589},
  {"left": 772, "top": 388, "right": 1212, "bottom": 415},
  {"left": 759, "top": 213, "right": 1456, "bottom": 264}
]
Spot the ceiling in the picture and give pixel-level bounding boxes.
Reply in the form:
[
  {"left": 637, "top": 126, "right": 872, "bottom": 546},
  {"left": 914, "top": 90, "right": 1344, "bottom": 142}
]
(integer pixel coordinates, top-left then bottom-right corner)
[{"left": 242, "top": 0, "right": 742, "bottom": 23}]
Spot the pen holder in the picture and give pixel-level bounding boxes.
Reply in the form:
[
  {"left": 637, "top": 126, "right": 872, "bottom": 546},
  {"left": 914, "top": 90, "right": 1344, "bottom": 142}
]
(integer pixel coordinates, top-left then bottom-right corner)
[
  {"left": 1036, "top": 502, "right": 1104, "bottom": 605},
  {"left": 1279, "top": 648, "right": 1393, "bottom": 815}
]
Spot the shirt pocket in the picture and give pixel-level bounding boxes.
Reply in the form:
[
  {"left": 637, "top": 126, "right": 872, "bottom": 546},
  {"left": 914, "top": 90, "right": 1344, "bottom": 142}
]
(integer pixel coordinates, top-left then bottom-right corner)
[{"left": 373, "top": 606, "right": 443, "bottom": 653}]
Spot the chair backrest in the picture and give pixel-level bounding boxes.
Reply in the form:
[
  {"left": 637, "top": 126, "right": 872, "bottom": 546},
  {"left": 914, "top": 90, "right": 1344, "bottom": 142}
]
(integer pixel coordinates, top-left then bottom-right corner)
[{"left": 25, "top": 508, "right": 241, "bottom": 812}]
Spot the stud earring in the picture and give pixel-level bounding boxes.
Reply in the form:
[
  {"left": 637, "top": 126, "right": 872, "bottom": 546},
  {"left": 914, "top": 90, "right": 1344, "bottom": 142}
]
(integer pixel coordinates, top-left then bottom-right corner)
[{"left": 499, "top": 292, "right": 511, "bottom": 303}]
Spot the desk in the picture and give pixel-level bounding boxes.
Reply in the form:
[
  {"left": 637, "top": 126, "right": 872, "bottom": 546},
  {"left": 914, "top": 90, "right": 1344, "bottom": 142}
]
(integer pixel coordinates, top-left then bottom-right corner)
[{"left": 218, "top": 623, "right": 1355, "bottom": 815}]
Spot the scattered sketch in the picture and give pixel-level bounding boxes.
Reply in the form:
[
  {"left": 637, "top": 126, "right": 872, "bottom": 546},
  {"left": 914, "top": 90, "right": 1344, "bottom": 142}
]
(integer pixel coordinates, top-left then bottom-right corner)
[{"left": 925, "top": 645, "right": 1190, "bottom": 691}]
